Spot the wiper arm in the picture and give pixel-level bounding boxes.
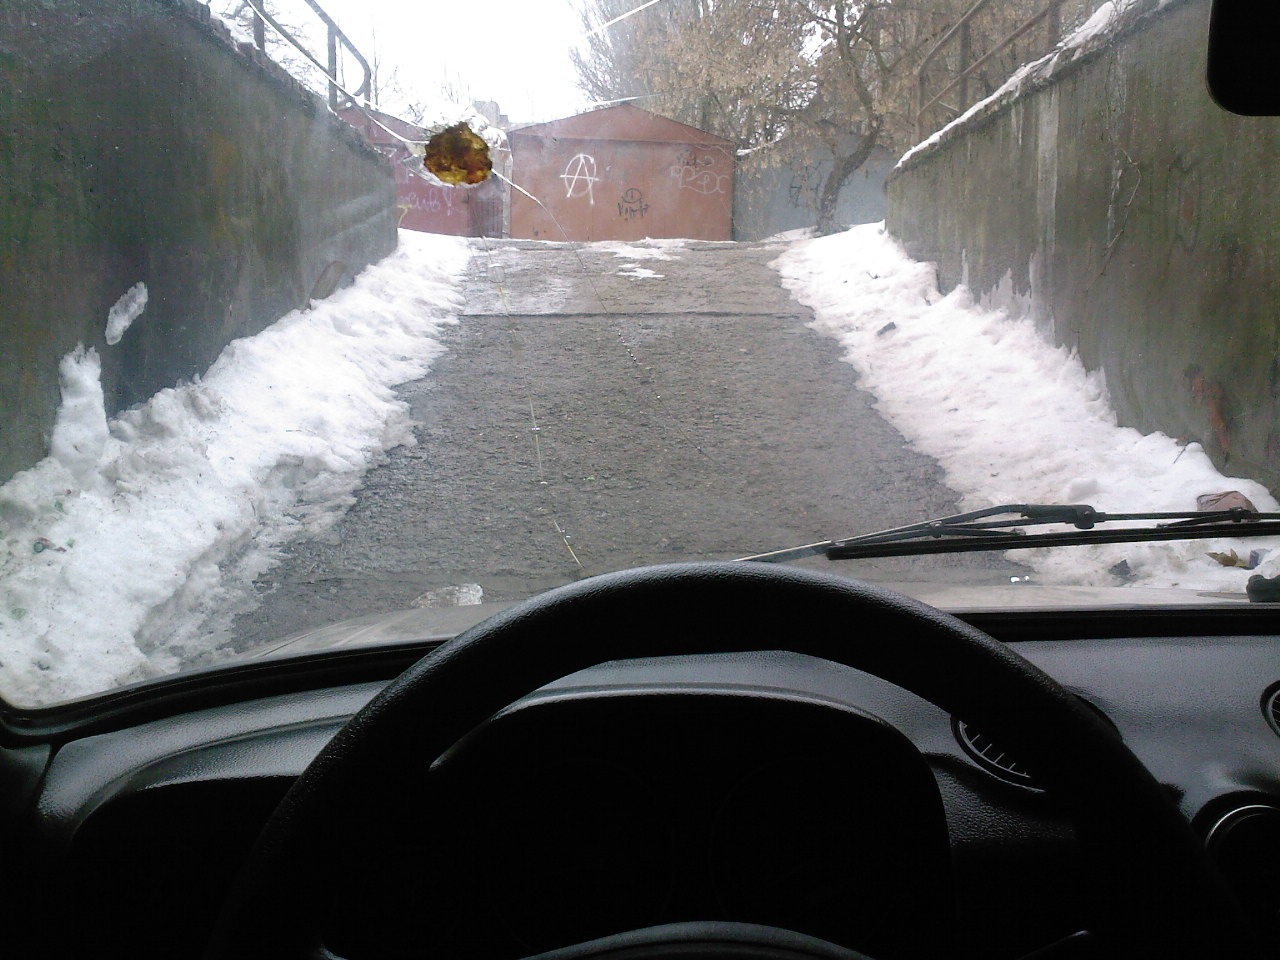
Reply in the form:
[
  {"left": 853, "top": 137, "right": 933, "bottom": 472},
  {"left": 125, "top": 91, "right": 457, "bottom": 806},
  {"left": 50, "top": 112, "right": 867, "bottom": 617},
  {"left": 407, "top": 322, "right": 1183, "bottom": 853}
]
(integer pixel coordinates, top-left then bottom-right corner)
[{"left": 736, "top": 503, "right": 1280, "bottom": 563}]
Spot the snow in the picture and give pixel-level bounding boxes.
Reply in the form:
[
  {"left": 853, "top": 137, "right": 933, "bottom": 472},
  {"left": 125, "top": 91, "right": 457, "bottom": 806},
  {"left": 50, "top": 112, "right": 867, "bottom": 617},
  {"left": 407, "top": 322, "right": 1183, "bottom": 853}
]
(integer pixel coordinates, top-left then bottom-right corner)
[
  {"left": 10, "top": 212, "right": 1273, "bottom": 705},
  {"left": 596, "top": 241, "right": 682, "bottom": 261},
  {"left": 104, "top": 282, "right": 147, "bottom": 345},
  {"left": 0, "top": 231, "right": 469, "bottom": 707},
  {"left": 1070, "top": 0, "right": 1132, "bottom": 46},
  {"left": 763, "top": 227, "right": 817, "bottom": 243},
  {"left": 898, "top": 0, "right": 1177, "bottom": 170},
  {"left": 47, "top": 346, "right": 109, "bottom": 487},
  {"left": 617, "top": 266, "right": 665, "bottom": 279},
  {"left": 773, "top": 223, "right": 1280, "bottom": 590},
  {"left": 412, "top": 583, "right": 484, "bottom": 608}
]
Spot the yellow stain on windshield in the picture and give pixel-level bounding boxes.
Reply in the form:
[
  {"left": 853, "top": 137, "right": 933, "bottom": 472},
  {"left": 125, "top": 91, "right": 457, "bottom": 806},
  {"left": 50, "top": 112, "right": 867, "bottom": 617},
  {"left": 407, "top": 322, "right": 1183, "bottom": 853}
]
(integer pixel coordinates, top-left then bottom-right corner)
[{"left": 424, "top": 123, "right": 492, "bottom": 186}]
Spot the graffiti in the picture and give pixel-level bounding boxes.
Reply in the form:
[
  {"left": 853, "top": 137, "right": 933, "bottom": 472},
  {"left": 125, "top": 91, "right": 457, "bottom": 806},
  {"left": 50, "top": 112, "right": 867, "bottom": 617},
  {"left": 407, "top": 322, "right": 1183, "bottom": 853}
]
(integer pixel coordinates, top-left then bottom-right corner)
[
  {"left": 671, "top": 166, "right": 731, "bottom": 195},
  {"left": 617, "top": 187, "right": 649, "bottom": 221},
  {"left": 787, "top": 167, "right": 819, "bottom": 206},
  {"left": 1185, "top": 364, "right": 1232, "bottom": 459},
  {"left": 669, "top": 149, "right": 729, "bottom": 195},
  {"left": 1168, "top": 155, "right": 1200, "bottom": 252},
  {"left": 396, "top": 185, "right": 455, "bottom": 227},
  {"left": 670, "top": 162, "right": 729, "bottom": 195},
  {"left": 561, "top": 153, "right": 599, "bottom": 204},
  {"left": 674, "top": 149, "right": 713, "bottom": 169}
]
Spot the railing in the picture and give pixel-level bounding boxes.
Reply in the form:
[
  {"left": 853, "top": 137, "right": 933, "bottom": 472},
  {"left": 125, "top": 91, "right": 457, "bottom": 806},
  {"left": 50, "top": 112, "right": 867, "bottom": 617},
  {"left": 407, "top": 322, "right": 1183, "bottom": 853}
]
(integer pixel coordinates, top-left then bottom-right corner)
[
  {"left": 246, "top": 0, "right": 371, "bottom": 112},
  {"left": 914, "top": 0, "right": 1068, "bottom": 142}
]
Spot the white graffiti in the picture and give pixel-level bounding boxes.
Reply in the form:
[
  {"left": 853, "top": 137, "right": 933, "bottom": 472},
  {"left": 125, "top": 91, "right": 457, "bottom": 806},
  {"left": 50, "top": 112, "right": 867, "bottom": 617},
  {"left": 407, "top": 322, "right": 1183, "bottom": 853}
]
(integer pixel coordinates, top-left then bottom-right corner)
[
  {"left": 669, "top": 163, "right": 729, "bottom": 196},
  {"left": 561, "top": 153, "right": 599, "bottom": 204},
  {"left": 395, "top": 186, "right": 455, "bottom": 226}
]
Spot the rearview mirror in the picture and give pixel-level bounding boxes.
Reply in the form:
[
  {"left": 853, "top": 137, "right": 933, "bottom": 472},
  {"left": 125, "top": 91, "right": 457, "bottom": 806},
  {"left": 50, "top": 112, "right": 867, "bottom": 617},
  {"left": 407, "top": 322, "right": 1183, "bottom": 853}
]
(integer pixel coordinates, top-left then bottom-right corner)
[{"left": 1207, "top": 0, "right": 1280, "bottom": 114}]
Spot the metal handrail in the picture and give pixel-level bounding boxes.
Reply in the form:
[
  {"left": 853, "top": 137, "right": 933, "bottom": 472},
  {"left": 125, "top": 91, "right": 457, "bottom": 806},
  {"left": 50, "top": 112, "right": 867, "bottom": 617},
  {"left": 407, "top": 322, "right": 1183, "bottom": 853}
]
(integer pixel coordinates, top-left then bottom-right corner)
[
  {"left": 247, "top": 0, "right": 371, "bottom": 112},
  {"left": 914, "top": 0, "right": 1064, "bottom": 141}
]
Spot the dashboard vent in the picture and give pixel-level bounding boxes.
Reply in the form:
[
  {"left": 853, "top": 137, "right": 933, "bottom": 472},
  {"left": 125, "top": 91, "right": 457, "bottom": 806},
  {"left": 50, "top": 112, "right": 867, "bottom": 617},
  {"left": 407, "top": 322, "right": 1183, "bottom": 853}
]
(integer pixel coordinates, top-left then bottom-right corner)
[
  {"left": 1265, "top": 686, "right": 1280, "bottom": 737},
  {"left": 953, "top": 697, "right": 1119, "bottom": 790},
  {"left": 953, "top": 719, "right": 1037, "bottom": 788}
]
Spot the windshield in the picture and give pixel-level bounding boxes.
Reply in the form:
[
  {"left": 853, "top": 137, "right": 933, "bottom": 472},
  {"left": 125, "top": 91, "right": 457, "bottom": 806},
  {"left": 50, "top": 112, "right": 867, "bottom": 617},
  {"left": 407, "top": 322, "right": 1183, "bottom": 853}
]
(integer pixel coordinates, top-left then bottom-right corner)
[{"left": 2, "top": 0, "right": 1276, "bottom": 708}]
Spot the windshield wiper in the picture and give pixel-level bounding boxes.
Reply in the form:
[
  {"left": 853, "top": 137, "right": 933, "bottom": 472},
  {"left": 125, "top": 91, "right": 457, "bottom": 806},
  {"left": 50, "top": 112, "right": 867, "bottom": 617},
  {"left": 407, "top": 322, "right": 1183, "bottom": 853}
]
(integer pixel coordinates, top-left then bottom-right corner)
[{"left": 736, "top": 503, "right": 1280, "bottom": 563}]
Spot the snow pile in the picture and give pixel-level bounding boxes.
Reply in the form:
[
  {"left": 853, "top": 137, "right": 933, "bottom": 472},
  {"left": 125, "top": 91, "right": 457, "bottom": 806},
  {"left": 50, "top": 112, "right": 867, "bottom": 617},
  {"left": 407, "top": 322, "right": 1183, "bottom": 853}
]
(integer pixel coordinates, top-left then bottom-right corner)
[
  {"left": 773, "top": 223, "right": 1280, "bottom": 590},
  {"left": 104, "top": 283, "right": 147, "bottom": 345},
  {"left": 47, "top": 347, "right": 110, "bottom": 487},
  {"left": 0, "top": 231, "right": 469, "bottom": 707}
]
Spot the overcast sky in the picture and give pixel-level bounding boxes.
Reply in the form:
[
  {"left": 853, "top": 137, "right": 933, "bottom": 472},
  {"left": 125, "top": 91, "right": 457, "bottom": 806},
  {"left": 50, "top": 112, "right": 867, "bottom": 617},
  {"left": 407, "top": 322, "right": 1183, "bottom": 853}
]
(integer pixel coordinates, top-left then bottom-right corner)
[{"left": 302, "top": 0, "right": 597, "bottom": 124}]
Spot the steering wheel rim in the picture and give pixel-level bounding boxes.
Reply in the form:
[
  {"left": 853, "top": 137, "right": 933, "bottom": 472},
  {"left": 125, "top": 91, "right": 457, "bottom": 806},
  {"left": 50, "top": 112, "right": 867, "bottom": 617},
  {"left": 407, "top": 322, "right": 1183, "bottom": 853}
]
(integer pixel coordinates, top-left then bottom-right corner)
[{"left": 208, "top": 562, "right": 1258, "bottom": 960}]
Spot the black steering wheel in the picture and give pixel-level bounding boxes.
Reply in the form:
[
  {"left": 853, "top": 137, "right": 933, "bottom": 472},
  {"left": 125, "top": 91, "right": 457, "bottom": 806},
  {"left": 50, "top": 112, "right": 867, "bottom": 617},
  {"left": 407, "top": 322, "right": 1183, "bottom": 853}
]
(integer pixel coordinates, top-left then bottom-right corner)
[{"left": 208, "top": 562, "right": 1258, "bottom": 959}]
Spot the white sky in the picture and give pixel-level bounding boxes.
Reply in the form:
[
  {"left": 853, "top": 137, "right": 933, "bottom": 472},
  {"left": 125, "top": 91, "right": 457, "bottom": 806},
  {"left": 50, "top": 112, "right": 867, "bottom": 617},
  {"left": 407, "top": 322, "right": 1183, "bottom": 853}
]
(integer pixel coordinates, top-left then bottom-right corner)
[{"left": 302, "top": 0, "right": 597, "bottom": 123}]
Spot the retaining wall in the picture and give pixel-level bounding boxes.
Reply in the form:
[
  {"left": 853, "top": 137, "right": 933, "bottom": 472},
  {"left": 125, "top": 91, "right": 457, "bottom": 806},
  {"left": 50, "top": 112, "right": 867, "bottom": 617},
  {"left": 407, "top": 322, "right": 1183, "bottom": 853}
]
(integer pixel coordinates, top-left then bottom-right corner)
[
  {"left": 733, "top": 136, "right": 896, "bottom": 241},
  {"left": 0, "top": 0, "right": 397, "bottom": 484},
  {"left": 887, "top": 0, "right": 1280, "bottom": 490}
]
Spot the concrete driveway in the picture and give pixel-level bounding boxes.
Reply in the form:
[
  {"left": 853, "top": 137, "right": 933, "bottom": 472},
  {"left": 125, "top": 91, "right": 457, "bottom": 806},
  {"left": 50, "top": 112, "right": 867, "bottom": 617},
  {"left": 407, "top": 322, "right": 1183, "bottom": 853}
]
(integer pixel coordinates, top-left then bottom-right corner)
[{"left": 230, "top": 238, "right": 1025, "bottom": 649}]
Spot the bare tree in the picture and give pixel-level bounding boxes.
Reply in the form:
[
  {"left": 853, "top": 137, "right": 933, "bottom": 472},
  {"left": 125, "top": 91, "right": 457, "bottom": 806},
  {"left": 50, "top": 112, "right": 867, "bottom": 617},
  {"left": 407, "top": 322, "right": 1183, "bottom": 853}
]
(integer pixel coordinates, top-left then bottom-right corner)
[
  {"left": 210, "top": 1, "right": 321, "bottom": 83},
  {"left": 574, "top": 0, "right": 1093, "bottom": 234},
  {"left": 574, "top": 0, "right": 953, "bottom": 233}
]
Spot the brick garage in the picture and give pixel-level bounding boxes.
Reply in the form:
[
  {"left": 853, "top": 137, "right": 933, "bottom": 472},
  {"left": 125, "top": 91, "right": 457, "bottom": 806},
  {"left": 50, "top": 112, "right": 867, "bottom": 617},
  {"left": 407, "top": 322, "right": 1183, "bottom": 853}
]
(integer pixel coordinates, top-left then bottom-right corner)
[{"left": 510, "top": 104, "right": 733, "bottom": 242}]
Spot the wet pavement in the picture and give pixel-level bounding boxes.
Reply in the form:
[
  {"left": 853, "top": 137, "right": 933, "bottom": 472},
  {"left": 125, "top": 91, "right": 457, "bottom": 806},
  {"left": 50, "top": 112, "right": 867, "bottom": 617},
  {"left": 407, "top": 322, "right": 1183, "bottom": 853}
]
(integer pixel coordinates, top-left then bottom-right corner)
[{"left": 230, "top": 238, "right": 1026, "bottom": 648}]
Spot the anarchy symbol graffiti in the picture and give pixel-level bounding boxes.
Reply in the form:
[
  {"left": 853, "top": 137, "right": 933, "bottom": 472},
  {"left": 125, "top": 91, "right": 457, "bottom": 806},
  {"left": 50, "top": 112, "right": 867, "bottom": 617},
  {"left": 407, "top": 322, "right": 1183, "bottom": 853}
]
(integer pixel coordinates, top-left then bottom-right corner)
[{"left": 560, "top": 153, "right": 599, "bottom": 204}]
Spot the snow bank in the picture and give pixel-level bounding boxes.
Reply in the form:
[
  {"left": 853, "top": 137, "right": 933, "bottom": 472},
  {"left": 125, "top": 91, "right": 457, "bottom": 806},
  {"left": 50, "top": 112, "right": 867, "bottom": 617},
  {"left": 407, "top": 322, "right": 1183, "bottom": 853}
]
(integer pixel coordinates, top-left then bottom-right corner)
[
  {"left": 773, "top": 223, "right": 1280, "bottom": 590},
  {"left": 0, "top": 231, "right": 469, "bottom": 707}
]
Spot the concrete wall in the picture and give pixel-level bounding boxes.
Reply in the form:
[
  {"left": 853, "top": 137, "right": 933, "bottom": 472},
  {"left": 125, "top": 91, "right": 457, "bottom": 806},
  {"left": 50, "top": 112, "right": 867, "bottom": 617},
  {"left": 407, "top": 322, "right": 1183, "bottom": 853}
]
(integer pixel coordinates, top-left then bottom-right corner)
[
  {"left": 0, "top": 0, "right": 397, "bottom": 484},
  {"left": 733, "top": 137, "right": 897, "bottom": 241},
  {"left": 887, "top": 0, "right": 1280, "bottom": 489}
]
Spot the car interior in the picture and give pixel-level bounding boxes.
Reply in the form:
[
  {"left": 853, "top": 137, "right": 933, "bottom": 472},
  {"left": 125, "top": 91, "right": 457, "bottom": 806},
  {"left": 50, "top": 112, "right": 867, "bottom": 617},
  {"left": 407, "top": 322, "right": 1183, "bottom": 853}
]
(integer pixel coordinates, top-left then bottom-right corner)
[{"left": 2, "top": 2, "right": 1278, "bottom": 960}]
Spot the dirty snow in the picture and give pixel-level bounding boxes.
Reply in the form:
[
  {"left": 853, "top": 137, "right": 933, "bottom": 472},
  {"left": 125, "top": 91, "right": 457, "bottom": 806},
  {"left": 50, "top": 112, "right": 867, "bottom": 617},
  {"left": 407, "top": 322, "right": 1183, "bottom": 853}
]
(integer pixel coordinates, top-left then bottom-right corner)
[
  {"left": 763, "top": 227, "right": 817, "bottom": 243},
  {"left": 773, "top": 223, "right": 1280, "bottom": 591},
  {"left": 617, "top": 265, "right": 665, "bottom": 279},
  {"left": 596, "top": 241, "right": 685, "bottom": 261},
  {"left": 104, "top": 282, "right": 148, "bottom": 345},
  {"left": 0, "top": 231, "right": 469, "bottom": 707},
  {"left": 412, "top": 583, "right": 484, "bottom": 609}
]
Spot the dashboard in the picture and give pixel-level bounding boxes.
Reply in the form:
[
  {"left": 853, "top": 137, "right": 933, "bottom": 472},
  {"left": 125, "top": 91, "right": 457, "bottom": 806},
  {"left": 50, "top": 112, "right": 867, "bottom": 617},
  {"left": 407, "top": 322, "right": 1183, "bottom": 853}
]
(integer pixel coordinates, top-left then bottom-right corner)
[{"left": 9, "top": 622, "right": 1280, "bottom": 960}]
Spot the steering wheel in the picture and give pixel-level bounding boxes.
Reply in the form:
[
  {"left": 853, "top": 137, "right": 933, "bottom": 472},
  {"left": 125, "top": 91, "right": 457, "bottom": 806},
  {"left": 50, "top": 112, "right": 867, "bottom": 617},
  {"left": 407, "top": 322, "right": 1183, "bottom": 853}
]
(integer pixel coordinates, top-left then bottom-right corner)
[{"left": 208, "top": 562, "right": 1258, "bottom": 959}]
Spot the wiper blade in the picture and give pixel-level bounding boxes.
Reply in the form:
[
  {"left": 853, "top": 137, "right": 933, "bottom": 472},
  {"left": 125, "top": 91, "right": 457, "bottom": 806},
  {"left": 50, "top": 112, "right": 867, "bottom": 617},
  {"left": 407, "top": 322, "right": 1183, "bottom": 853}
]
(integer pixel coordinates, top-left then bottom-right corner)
[{"left": 736, "top": 503, "right": 1280, "bottom": 563}]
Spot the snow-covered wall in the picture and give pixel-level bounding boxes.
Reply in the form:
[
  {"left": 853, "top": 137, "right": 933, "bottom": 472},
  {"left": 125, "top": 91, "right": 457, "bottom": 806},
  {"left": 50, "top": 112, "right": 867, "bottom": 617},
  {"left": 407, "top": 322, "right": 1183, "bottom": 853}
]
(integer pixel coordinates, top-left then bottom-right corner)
[
  {"left": 887, "top": 0, "right": 1280, "bottom": 490},
  {"left": 0, "top": 0, "right": 397, "bottom": 485}
]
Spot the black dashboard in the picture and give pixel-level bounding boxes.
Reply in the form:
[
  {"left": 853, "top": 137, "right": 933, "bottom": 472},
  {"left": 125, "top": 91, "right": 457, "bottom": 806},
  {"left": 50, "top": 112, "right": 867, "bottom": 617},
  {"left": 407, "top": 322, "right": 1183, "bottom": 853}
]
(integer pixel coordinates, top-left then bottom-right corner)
[{"left": 10, "top": 624, "right": 1280, "bottom": 960}]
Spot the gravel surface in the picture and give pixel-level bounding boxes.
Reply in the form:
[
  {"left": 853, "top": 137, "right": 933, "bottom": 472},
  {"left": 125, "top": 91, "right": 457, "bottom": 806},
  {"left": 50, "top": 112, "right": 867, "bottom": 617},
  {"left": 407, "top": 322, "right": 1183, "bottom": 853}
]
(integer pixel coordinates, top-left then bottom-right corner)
[{"left": 230, "top": 238, "right": 1025, "bottom": 648}]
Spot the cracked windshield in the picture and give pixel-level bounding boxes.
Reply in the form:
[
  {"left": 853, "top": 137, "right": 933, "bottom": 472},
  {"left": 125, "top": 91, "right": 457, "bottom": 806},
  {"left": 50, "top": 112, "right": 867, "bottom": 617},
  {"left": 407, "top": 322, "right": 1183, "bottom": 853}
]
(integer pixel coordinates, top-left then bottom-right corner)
[{"left": 3, "top": 0, "right": 1277, "bottom": 707}]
